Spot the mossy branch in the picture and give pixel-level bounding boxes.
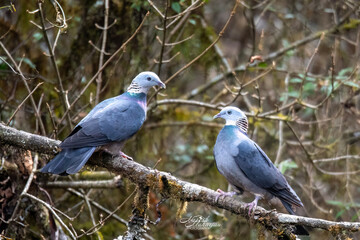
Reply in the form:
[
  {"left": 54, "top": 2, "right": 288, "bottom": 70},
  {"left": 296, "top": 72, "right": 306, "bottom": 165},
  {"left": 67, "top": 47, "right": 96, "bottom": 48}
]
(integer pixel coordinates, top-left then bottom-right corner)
[{"left": 1, "top": 123, "right": 360, "bottom": 237}]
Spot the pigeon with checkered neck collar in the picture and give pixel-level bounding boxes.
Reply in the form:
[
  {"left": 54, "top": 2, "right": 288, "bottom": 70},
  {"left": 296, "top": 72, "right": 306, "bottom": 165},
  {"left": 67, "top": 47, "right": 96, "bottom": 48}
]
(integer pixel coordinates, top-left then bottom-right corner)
[
  {"left": 213, "top": 106, "right": 308, "bottom": 235},
  {"left": 41, "top": 71, "right": 165, "bottom": 175}
]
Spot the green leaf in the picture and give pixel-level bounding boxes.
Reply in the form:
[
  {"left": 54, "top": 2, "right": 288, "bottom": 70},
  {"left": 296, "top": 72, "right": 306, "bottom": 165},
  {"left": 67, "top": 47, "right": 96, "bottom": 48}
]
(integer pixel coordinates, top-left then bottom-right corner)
[
  {"left": 17, "top": 57, "right": 36, "bottom": 69},
  {"left": 341, "top": 18, "right": 360, "bottom": 30},
  {"left": 290, "top": 77, "right": 302, "bottom": 83},
  {"left": 257, "top": 62, "right": 268, "bottom": 68},
  {"left": 305, "top": 76, "right": 316, "bottom": 82},
  {"left": 338, "top": 67, "right": 353, "bottom": 76},
  {"left": 201, "top": 115, "right": 213, "bottom": 121},
  {"left": 351, "top": 213, "right": 359, "bottom": 222},
  {"left": 205, "top": 155, "right": 214, "bottom": 160},
  {"left": 188, "top": 19, "right": 196, "bottom": 25},
  {"left": 326, "top": 200, "right": 345, "bottom": 207},
  {"left": 288, "top": 91, "right": 300, "bottom": 98},
  {"left": 335, "top": 209, "right": 346, "bottom": 219},
  {"left": 171, "top": 2, "right": 181, "bottom": 13},
  {"left": 196, "top": 144, "right": 208, "bottom": 153},
  {"left": 303, "top": 82, "right": 316, "bottom": 93},
  {"left": 131, "top": 3, "right": 141, "bottom": 11},
  {"left": 33, "top": 32, "right": 43, "bottom": 41},
  {"left": 327, "top": 81, "right": 340, "bottom": 95},
  {"left": 335, "top": 76, "right": 348, "bottom": 80},
  {"left": 278, "top": 160, "right": 298, "bottom": 174},
  {"left": 344, "top": 81, "right": 360, "bottom": 88}
]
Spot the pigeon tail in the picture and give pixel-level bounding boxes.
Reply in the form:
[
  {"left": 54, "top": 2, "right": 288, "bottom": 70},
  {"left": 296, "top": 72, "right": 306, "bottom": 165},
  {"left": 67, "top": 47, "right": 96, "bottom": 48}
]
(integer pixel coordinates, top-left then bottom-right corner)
[
  {"left": 280, "top": 200, "right": 309, "bottom": 236},
  {"left": 41, "top": 147, "right": 96, "bottom": 175}
]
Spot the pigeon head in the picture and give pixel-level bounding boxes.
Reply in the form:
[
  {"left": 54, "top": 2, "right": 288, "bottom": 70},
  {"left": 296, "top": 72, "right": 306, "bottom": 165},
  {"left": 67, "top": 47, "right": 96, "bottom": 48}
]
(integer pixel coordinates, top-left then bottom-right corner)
[
  {"left": 128, "top": 71, "right": 166, "bottom": 94},
  {"left": 214, "top": 106, "right": 248, "bottom": 133}
]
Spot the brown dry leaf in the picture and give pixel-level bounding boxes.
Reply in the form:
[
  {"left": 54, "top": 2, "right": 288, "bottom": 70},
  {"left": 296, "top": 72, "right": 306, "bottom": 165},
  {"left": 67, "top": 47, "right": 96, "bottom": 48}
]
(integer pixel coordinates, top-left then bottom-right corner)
[
  {"left": 14, "top": 150, "right": 33, "bottom": 175},
  {"left": 250, "top": 55, "right": 264, "bottom": 63},
  {"left": 23, "top": 150, "right": 33, "bottom": 174}
]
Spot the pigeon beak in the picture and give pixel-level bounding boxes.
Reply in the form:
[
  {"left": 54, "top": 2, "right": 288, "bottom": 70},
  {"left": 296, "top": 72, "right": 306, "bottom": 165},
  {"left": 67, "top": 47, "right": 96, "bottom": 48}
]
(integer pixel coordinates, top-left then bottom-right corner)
[
  {"left": 157, "top": 80, "right": 166, "bottom": 89},
  {"left": 213, "top": 112, "right": 223, "bottom": 119}
]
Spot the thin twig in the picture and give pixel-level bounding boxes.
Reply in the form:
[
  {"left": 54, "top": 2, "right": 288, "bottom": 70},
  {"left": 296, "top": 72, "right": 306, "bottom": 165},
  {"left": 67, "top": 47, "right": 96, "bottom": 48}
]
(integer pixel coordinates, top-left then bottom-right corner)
[
  {"left": 0, "top": 42, "right": 46, "bottom": 135},
  {"left": 76, "top": 190, "right": 136, "bottom": 238},
  {"left": 44, "top": 176, "right": 122, "bottom": 188},
  {"left": 84, "top": 190, "right": 102, "bottom": 240},
  {"left": 185, "top": 5, "right": 360, "bottom": 100},
  {"left": 299, "top": 33, "right": 325, "bottom": 99},
  {"left": 23, "top": 193, "right": 77, "bottom": 239},
  {"left": 67, "top": 188, "right": 127, "bottom": 225},
  {"left": 157, "top": 0, "right": 169, "bottom": 76},
  {"left": 145, "top": 121, "right": 223, "bottom": 129},
  {"left": 7, "top": 82, "right": 43, "bottom": 125},
  {"left": 38, "top": 1, "right": 73, "bottom": 130},
  {"left": 46, "top": 103, "right": 58, "bottom": 138},
  {"left": 313, "top": 155, "right": 360, "bottom": 163},
  {"left": 95, "top": 0, "right": 109, "bottom": 105},
  {"left": 275, "top": 73, "right": 290, "bottom": 165},
  {"left": 147, "top": 0, "right": 164, "bottom": 18},
  {"left": 7, "top": 153, "right": 39, "bottom": 224},
  {"left": 148, "top": 0, "right": 240, "bottom": 103}
]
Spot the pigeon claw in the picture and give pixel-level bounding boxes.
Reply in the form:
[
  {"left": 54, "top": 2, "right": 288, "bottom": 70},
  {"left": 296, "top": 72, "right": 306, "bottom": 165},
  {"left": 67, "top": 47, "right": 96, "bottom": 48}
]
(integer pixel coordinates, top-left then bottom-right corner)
[
  {"left": 120, "top": 152, "right": 133, "bottom": 161},
  {"left": 215, "top": 189, "right": 237, "bottom": 202},
  {"left": 244, "top": 196, "right": 261, "bottom": 216}
]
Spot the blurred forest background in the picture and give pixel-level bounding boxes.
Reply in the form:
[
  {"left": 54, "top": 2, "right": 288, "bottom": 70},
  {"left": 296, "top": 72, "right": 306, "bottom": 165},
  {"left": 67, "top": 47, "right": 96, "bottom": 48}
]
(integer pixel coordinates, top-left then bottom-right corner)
[{"left": 0, "top": 0, "right": 360, "bottom": 239}]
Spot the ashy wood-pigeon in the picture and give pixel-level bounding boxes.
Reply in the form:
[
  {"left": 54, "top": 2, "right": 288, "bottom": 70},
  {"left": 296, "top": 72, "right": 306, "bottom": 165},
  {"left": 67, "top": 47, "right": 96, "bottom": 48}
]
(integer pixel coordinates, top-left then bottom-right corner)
[
  {"left": 41, "top": 71, "right": 165, "bottom": 175},
  {"left": 213, "top": 106, "right": 308, "bottom": 235}
]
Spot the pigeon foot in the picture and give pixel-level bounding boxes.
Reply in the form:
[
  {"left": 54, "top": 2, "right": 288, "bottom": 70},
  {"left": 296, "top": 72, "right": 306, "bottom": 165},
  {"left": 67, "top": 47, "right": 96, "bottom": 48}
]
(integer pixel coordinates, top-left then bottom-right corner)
[
  {"left": 119, "top": 151, "right": 133, "bottom": 161},
  {"left": 215, "top": 189, "right": 237, "bottom": 202},
  {"left": 244, "top": 196, "right": 261, "bottom": 216}
]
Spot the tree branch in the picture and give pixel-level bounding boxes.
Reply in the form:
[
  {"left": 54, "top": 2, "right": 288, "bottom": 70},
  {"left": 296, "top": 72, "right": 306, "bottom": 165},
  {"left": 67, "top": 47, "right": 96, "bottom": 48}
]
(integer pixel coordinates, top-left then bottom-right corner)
[{"left": 1, "top": 123, "right": 360, "bottom": 237}]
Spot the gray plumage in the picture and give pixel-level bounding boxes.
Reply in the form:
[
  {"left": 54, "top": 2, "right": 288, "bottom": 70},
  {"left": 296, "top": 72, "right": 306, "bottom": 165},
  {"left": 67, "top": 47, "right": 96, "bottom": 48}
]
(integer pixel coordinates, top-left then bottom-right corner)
[
  {"left": 41, "top": 72, "right": 165, "bottom": 175},
  {"left": 213, "top": 106, "right": 308, "bottom": 235},
  {"left": 214, "top": 123, "right": 303, "bottom": 209}
]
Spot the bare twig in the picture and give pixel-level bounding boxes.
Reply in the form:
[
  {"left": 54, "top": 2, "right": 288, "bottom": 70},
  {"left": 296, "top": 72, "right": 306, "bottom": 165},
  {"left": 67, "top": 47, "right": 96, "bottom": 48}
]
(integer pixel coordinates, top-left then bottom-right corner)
[
  {"left": 148, "top": 0, "right": 240, "bottom": 103},
  {"left": 38, "top": 1, "right": 73, "bottom": 130},
  {"left": 46, "top": 103, "right": 58, "bottom": 138},
  {"left": 95, "top": 0, "right": 109, "bottom": 105},
  {"left": 185, "top": 7, "right": 360, "bottom": 100},
  {"left": 145, "top": 121, "right": 223, "bottom": 129},
  {"left": 157, "top": 0, "right": 169, "bottom": 77},
  {"left": 7, "top": 153, "right": 39, "bottom": 224},
  {"left": 299, "top": 33, "right": 325, "bottom": 99},
  {"left": 313, "top": 155, "right": 360, "bottom": 163},
  {"left": 67, "top": 188, "right": 127, "bottom": 225},
  {"left": 23, "top": 193, "right": 76, "bottom": 239},
  {"left": 147, "top": 0, "right": 164, "bottom": 18},
  {"left": 275, "top": 73, "right": 290, "bottom": 165},
  {"left": 44, "top": 176, "right": 122, "bottom": 188},
  {"left": 0, "top": 42, "right": 46, "bottom": 135},
  {"left": 7, "top": 82, "right": 43, "bottom": 125},
  {"left": 84, "top": 190, "right": 102, "bottom": 240}
]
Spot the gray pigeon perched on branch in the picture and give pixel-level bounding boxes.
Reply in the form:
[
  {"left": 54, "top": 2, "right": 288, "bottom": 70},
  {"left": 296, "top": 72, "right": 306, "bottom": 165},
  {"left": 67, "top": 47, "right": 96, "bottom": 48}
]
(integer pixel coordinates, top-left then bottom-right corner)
[
  {"left": 213, "top": 106, "right": 308, "bottom": 235},
  {"left": 41, "top": 71, "right": 165, "bottom": 175}
]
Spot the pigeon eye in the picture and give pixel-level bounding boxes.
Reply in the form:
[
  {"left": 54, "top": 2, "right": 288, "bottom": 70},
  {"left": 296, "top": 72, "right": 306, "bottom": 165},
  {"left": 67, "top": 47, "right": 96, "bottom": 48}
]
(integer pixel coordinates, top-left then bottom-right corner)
[
  {"left": 227, "top": 111, "right": 232, "bottom": 115},
  {"left": 146, "top": 77, "right": 151, "bottom": 81}
]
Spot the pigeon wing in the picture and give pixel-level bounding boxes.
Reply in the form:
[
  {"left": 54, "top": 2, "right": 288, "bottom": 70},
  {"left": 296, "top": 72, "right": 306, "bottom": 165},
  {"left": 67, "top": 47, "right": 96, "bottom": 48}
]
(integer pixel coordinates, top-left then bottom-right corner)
[
  {"left": 60, "top": 99, "right": 145, "bottom": 149},
  {"left": 232, "top": 139, "right": 303, "bottom": 207}
]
